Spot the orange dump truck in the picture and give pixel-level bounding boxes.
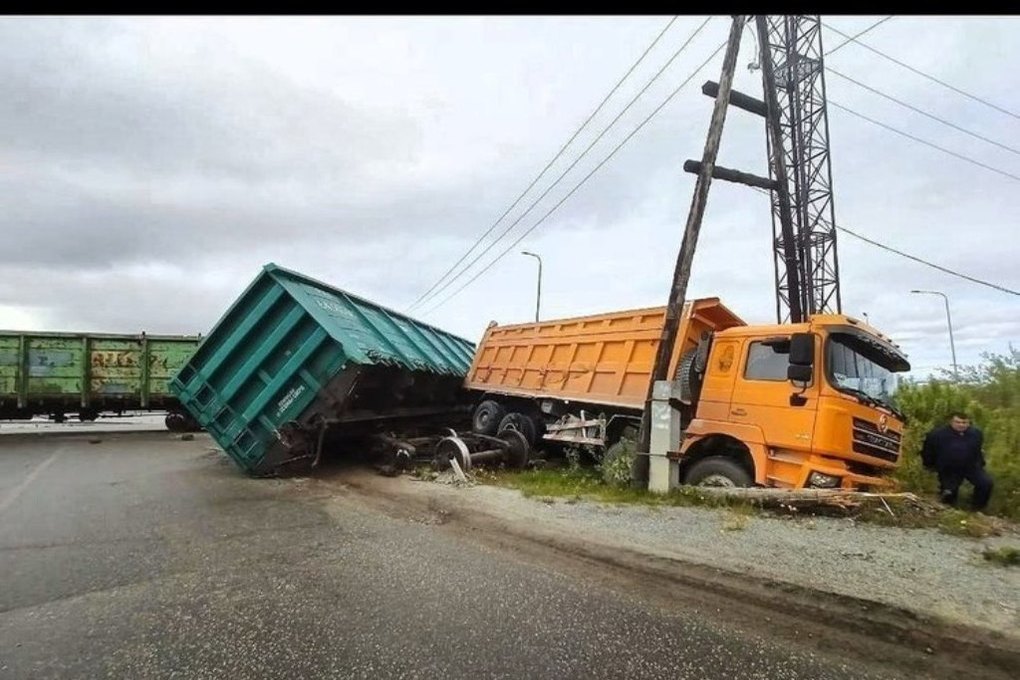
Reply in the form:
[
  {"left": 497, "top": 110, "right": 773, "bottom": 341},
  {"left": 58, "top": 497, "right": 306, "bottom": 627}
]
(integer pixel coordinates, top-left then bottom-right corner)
[{"left": 464, "top": 298, "right": 911, "bottom": 490}]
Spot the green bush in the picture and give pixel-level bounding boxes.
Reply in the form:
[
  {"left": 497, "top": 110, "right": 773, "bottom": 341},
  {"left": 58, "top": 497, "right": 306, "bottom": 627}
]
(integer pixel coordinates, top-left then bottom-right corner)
[
  {"left": 894, "top": 348, "right": 1020, "bottom": 521},
  {"left": 982, "top": 546, "right": 1020, "bottom": 567}
]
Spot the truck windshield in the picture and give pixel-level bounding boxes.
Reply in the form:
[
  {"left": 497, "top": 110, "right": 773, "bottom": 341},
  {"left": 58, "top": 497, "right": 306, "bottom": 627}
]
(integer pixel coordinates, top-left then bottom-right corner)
[{"left": 826, "top": 334, "right": 900, "bottom": 407}]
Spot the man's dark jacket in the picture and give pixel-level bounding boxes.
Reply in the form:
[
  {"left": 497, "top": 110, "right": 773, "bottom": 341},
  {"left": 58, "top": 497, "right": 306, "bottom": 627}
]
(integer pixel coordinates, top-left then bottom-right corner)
[{"left": 921, "top": 425, "right": 986, "bottom": 471}]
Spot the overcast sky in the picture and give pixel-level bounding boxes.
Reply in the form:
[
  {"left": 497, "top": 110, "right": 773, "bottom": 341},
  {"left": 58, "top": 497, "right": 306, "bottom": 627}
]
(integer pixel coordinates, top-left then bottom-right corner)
[{"left": 1, "top": 16, "right": 1017, "bottom": 379}]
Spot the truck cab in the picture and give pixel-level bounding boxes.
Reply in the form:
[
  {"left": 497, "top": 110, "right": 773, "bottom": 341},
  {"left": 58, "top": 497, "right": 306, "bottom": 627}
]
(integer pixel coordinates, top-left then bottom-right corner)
[{"left": 678, "top": 315, "right": 910, "bottom": 489}]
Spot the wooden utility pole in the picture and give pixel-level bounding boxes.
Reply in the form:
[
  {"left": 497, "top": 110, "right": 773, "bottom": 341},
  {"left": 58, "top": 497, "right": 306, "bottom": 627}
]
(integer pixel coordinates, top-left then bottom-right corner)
[{"left": 633, "top": 16, "right": 746, "bottom": 481}]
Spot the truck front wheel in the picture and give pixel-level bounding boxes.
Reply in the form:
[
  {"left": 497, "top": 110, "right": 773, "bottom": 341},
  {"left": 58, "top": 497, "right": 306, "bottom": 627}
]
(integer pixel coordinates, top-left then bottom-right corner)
[{"left": 684, "top": 456, "right": 752, "bottom": 488}]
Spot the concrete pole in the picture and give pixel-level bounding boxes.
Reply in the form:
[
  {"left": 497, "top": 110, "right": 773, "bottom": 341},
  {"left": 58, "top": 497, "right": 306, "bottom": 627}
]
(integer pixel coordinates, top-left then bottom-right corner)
[
  {"left": 521, "top": 251, "right": 542, "bottom": 323},
  {"left": 911, "top": 289, "right": 959, "bottom": 381}
]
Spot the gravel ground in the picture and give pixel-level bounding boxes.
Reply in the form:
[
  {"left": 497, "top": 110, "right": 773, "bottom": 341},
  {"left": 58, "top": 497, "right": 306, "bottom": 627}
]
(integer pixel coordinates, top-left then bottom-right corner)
[{"left": 409, "top": 480, "right": 1020, "bottom": 635}]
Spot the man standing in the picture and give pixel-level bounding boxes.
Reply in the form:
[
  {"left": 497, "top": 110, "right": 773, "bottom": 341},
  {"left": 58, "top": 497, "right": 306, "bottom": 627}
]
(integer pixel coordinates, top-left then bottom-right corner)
[{"left": 921, "top": 412, "right": 994, "bottom": 511}]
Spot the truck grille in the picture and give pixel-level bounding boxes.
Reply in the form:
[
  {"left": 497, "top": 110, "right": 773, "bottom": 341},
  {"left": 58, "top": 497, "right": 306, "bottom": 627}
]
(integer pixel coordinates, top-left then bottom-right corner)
[{"left": 852, "top": 417, "right": 901, "bottom": 463}]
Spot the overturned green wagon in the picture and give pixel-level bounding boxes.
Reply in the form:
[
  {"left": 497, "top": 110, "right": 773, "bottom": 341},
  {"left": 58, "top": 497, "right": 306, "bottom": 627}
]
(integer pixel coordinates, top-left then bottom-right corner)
[
  {"left": 169, "top": 264, "right": 476, "bottom": 475},
  {"left": 0, "top": 331, "right": 200, "bottom": 423}
]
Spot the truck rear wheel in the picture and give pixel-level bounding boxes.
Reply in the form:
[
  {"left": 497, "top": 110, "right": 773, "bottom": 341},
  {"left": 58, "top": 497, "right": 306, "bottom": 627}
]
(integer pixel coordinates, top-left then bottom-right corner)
[
  {"left": 472, "top": 400, "right": 507, "bottom": 436},
  {"left": 684, "top": 456, "right": 752, "bottom": 488},
  {"left": 497, "top": 412, "right": 539, "bottom": 447}
]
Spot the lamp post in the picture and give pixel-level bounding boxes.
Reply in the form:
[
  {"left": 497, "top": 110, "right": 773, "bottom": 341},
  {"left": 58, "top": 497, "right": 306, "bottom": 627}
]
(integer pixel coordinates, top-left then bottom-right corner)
[
  {"left": 910, "top": 289, "right": 959, "bottom": 381},
  {"left": 521, "top": 251, "right": 542, "bottom": 323}
]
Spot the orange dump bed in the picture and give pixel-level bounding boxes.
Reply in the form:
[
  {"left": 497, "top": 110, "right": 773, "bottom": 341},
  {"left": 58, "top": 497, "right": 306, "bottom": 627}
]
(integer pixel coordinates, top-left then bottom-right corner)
[{"left": 464, "top": 298, "right": 746, "bottom": 410}]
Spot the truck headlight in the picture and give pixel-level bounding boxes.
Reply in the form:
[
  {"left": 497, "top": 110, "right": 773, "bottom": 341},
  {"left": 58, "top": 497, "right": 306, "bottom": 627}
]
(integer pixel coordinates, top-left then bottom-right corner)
[{"left": 807, "top": 471, "right": 842, "bottom": 488}]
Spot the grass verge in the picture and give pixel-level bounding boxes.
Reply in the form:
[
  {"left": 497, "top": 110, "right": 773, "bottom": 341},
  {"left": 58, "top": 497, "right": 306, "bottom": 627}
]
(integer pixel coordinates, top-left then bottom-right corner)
[
  {"left": 476, "top": 466, "right": 754, "bottom": 511},
  {"left": 982, "top": 546, "right": 1020, "bottom": 567},
  {"left": 478, "top": 465, "right": 1014, "bottom": 539}
]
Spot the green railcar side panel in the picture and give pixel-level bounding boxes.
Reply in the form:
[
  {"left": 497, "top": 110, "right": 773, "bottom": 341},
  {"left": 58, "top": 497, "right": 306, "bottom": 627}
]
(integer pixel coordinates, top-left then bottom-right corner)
[
  {"left": 0, "top": 336, "right": 21, "bottom": 399},
  {"left": 26, "top": 337, "right": 85, "bottom": 398},
  {"left": 169, "top": 263, "right": 476, "bottom": 474},
  {"left": 90, "top": 339, "right": 140, "bottom": 398},
  {"left": 147, "top": 339, "right": 200, "bottom": 401}
]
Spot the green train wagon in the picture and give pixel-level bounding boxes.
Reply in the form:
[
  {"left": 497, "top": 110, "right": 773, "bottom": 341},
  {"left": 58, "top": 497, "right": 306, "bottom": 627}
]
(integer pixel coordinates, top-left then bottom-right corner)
[
  {"left": 170, "top": 263, "right": 476, "bottom": 475},
  {"left": 0, "top": 331, "right": 201, "bottom": 425}
]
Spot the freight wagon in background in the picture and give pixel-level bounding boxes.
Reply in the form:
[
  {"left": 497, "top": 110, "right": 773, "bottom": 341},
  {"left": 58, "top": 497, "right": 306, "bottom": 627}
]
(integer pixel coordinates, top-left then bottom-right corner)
[
  {"left": 170, "top": 264, "right": 477, "bottom": 476},
  {"left": 0, "top": 331, "right": 201, "bottom": 429}
]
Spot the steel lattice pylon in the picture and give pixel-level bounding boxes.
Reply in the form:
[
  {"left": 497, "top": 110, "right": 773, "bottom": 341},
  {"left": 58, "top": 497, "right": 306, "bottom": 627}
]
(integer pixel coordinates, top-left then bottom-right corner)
[{"left": 759, "top": 15, "right": 842, "bottom": 323}]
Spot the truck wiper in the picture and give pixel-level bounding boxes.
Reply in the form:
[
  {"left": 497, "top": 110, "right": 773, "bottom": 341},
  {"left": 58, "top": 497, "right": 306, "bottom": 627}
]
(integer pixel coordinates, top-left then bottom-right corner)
[
  {"left": 837, "top": 385, "right": 880, "bottom": 408},
  {"left": 839, "top": 385, "right": 905, "bottom": 421}
]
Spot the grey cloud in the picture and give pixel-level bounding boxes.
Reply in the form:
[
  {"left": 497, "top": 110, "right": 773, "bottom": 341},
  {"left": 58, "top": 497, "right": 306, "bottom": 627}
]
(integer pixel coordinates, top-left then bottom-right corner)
[
  {"left": 0, "top": 16, "right": 1016, "bottom": 386},
  {"left": 0, "top": 20, "right": 418, "bottom": 182}
]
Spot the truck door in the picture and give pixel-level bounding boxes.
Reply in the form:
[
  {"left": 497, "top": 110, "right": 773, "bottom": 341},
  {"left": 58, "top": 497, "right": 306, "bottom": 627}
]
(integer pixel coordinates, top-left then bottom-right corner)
[
  {"left": 696, "top": 339, "right": 740, "bottom": 420},
  {"left": 728, "top": 336, "right": 817, "bottom": 455}
]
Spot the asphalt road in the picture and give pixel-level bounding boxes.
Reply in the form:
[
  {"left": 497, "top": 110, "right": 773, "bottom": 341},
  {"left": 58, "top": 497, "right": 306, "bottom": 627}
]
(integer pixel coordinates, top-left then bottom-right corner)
[{"left": 0, "top": 433, "right": 920, "bottom": 679}]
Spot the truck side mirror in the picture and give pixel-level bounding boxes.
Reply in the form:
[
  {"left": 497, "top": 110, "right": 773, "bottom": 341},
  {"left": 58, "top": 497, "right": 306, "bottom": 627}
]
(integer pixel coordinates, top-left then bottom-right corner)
[
  {"left": 789, "top": 333, "right": 814, "bottom": 366},
  {"left": 787, "top": 364, "right": 812, "bottom": 382}
]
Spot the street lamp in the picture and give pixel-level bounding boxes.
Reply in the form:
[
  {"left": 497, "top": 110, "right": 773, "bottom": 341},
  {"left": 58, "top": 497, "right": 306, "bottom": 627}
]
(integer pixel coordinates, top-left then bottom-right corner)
[
  {"left": 910, "top": 289, "right": 959, "bottom": 381},
  {"left": 521, "top": 251, "right": 542, "bottom": 323},
  {"left": 862, "top": 312, "right": 869, "bottom": 325}
]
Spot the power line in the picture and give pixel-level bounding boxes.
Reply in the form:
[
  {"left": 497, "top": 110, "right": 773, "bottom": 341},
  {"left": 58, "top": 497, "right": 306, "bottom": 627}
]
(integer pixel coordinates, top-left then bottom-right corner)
[
  {"left": 425, "top": 28, "right": 1020, "bottom": 314},
  {"left": 835, "top": 224, "right": 1020, "bottom": 296},
  {"left": 749, "top": 186, "right": 1019, "bottom": 296},
  {"left": 410, "top": 17, "right": 715, "bottom": 312},
  {"left": 421, "top": 41, "right": 729, "bottom": 316},
  {"left": 823, "top": 21, "right": 1020, "bottom": 122},
  {"left": 829, "top": 100, "right": 1020, "bottom": 183},
  {"left": 827, "top": 67, "right": 1020, "bottom": 157},
  {"left": 823, "top": 16, "right": 894, "bottom": 56},
  {"left": 743, "top": 17, "right": 889, "bottom": 70},
  {"left": 413, "top": 15, "right": 893, "bottom": 314},
  {"left": 405, "top": 15, "right": 680, "bottom": 312},
  {"left": 418, "top": 16, "right": 1019, "bottom": 316}
]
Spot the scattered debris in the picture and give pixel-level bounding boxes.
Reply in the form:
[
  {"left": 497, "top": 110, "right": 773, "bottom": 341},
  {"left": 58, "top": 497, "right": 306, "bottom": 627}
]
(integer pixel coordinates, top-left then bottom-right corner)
[
  {"left": 429, "top": 466, "right": 475, "bottom": 487},
  {"left": 449, "top": 456, "right": 468, "bottom": 484},
  {"left": 410, "top": 509, "right": 451, "bottom": 526},
  {"left": 693, "top": 488, "right": 942, "bottom": 521},
  {"left": 838, "top": 550, "right": 875, "bottom": 561}
]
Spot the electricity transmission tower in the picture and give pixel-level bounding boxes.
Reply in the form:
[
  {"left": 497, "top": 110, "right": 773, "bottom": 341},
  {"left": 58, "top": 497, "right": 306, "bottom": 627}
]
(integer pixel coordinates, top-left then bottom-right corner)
[{"left": 757, "top": 15, "right": 842, "bottom": 322}]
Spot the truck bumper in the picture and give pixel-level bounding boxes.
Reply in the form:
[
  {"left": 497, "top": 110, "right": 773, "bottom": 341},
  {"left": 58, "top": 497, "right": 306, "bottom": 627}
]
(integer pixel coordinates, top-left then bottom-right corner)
[{"left": 803, "top": 458, "right": 894, "bottom": 490}]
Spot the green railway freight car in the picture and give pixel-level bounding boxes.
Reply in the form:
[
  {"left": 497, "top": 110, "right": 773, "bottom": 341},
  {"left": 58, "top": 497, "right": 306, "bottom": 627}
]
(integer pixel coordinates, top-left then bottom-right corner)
[
  {"left": 170, "top": 263, "right": 476, "bottom": 476},
  {"left": 0, "top": 331, "right": 201, "bottom": 426}
]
